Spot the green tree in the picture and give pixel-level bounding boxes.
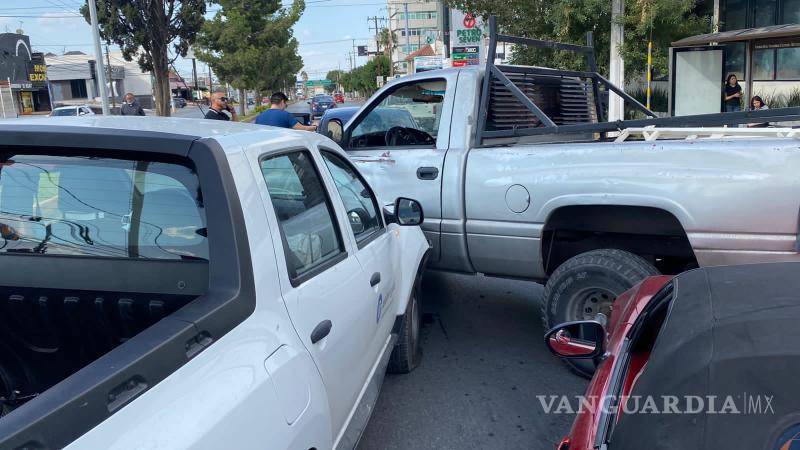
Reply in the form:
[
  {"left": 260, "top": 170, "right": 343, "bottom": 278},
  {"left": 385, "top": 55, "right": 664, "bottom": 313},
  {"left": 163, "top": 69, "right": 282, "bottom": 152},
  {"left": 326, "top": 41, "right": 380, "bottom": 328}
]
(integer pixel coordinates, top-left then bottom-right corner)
[
  {"left": 196, "top": 0, "right": 305, "bottom": 115},
  {"left": 445, "top": 0, "right": 711, "bottom": 80},
  {"left": 81, "top": 0, "right": 207, "bottom": 116},
  {"left": 326, "top": 69, "right": 346, "bottom": 92},
  {"left": 347, "top": 55, "right": 390, "bottom": 96}
]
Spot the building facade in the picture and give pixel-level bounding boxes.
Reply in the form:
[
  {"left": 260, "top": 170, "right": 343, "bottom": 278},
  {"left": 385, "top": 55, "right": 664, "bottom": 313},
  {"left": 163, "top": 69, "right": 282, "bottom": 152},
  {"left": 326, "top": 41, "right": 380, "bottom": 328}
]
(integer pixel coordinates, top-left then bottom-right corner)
[
  {"left": 0, "top": 32, "right": 52, "bottom": 115},
  {"left": 387, "top": 0, "right": 445, "bottom": 74}
]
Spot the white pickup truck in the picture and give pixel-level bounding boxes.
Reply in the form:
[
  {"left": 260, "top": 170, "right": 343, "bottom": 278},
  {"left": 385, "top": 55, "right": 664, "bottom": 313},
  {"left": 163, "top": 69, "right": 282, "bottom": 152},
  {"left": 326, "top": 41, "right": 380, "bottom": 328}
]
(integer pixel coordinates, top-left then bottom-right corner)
[
  {"left": 324, "top": 21, "right": 800, "bottom": 375},
  {"left": 0, "top": 117, "right": 429, "bottom": 449}
]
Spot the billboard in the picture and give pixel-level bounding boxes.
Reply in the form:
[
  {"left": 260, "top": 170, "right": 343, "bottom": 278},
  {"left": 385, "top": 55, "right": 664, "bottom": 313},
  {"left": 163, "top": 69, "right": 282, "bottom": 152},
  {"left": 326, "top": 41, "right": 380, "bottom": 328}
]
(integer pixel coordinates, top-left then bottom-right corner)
[
  {"left": 414, "top": 56, "right": 443, "bottom": 73},
  {"left": 449, "top": 10, "right": 484, "bottom": 67}
]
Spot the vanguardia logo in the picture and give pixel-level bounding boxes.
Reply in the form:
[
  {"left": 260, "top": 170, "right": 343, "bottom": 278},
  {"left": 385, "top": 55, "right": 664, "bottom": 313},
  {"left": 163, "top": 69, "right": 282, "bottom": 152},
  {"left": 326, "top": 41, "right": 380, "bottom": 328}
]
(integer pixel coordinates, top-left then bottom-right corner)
[{"left": 536, "top": 393, "right": 775, "bottom": 415}]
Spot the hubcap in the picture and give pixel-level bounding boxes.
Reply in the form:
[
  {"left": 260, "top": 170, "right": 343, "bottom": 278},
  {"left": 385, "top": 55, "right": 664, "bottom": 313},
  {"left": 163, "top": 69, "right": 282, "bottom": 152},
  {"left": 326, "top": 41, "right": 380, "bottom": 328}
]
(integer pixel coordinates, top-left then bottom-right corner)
[{"left": 571, "top": 287, "right": 615, "bottom": 321}]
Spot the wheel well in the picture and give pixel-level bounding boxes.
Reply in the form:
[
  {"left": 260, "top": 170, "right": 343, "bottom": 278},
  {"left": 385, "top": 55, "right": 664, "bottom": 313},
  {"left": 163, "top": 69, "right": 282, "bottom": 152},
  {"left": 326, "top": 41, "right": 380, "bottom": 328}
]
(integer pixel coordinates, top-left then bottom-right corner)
[{"left": 541, "top": 205, "right": 698, "bottom": 275}]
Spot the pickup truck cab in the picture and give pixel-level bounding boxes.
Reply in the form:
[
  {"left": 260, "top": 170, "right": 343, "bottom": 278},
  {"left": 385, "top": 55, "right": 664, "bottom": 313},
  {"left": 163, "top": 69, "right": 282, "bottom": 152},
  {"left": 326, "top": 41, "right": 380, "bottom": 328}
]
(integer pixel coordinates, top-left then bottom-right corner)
[
  {"left": 329, "top": 62, "right": 800, "bottom": 376},
  {"left": 0, "top": 117, "right": 430, "bottom": 449}
]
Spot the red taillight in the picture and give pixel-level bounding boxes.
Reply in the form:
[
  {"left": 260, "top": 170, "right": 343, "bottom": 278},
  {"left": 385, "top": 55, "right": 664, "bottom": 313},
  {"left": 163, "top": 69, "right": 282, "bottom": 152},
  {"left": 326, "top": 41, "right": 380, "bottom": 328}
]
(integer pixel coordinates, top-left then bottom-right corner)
[{"left": 556, "top": 436, "right": 570, "bottom": 450}]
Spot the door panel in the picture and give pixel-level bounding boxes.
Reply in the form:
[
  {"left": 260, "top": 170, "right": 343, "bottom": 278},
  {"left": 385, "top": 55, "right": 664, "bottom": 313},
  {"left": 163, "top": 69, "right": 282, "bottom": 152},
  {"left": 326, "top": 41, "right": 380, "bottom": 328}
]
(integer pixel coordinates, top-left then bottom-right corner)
[
  {"left": 344, "top": 76, "right": 456, "bottom": 263},
  {"left": 256, "top": 149, "right": 378, "bottom": 437}
]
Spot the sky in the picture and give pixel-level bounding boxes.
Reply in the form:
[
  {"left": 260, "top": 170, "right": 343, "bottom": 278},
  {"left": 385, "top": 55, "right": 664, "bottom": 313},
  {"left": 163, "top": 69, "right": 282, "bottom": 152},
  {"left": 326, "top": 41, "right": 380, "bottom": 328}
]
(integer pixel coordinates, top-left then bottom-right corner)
[{"left": 0, "top": 0, "right": 384, "bottom": 82}]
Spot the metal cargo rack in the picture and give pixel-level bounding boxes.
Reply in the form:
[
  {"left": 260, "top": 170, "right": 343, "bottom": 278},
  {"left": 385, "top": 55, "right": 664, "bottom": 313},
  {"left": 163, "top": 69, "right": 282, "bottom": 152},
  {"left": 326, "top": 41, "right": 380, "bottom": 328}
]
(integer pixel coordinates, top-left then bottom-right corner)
[{"left": 475, "top": 16, "right": 800, "bottom": 145}]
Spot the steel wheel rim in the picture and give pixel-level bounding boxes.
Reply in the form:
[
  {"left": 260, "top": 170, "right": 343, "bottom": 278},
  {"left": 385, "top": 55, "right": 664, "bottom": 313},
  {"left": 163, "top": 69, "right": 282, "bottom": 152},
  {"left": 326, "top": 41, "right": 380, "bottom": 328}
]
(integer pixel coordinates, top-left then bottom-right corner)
[{"left": 570, "top": 287, "right": 615, "bottom": 321}]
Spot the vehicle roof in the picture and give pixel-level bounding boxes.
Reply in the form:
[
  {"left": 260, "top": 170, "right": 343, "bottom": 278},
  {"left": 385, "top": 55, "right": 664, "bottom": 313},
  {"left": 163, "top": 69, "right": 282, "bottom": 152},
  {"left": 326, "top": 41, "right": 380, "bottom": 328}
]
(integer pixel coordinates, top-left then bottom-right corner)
[
  {"left": 611, "top": 261, "right": 800, "bottom": 449},
  {"left": 52, "top": 105, "right": 87, "bottom": 109},
  {"left": 322, "top": 106, "right": 359, "bottom": 120},
  {"left": 0, "top": 116, "right": 338, "bottom": 155}
]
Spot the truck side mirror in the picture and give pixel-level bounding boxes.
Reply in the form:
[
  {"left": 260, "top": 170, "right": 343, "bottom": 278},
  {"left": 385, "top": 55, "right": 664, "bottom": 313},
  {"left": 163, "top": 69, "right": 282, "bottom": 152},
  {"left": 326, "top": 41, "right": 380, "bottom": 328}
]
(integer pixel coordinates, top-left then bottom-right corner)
[
  {"left": 383, "top": 197, "right": 424, "bottom": 226},
  {"left": 327, "top": 120, "right": 343, "bottom": 144}
]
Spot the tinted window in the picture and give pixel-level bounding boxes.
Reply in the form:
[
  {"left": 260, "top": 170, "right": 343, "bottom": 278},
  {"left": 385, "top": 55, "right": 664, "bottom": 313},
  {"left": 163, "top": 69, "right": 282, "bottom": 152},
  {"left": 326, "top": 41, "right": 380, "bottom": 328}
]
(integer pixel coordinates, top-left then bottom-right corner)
[
  {"left": 261, "top": 151, "right": 343, "bottom": 279},
  {"left": 724, "top": 43, "right": 746, "bottom": 81},
  {"left": 321, "top": 151, "right": 382, "bottom": 243},
  {"left": 722, "top": 0, "right": 747, "bottom": 30},
  {"left": 51, "top": 109, "right": 77, "bottom": 117},
  {"left": 0, "top": 154, "right": 207, "bottom": 259},
  {"left": 776, "top": 47, "right": 800, "bottom": 80},
  {"left": 317, "top": 96, "right": 334, "bottom": 103},
  {"left": 783, "top": 0, "right": 800, "bottom": 23},
  {"left": 753, "top": 48, "right": 775, "bottom": 80}
]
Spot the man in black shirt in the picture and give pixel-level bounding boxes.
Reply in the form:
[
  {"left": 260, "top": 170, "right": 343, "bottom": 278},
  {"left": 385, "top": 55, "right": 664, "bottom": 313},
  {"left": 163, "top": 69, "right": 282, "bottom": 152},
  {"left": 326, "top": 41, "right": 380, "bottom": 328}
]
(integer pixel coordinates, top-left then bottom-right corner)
[
  {"left": 204, "top": 92, "right": 238, "bottom": 121},
  {"left": 120, "top": 93, "right": 145, "bottom": 116}
]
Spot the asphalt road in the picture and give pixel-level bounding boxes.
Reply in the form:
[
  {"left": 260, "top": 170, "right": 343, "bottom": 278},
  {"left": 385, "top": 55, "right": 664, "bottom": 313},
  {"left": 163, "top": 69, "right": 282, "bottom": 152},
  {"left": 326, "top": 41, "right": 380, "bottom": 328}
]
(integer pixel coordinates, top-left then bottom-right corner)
[{"left": 358, "top": 272, "right": 588, "bottom": 450}]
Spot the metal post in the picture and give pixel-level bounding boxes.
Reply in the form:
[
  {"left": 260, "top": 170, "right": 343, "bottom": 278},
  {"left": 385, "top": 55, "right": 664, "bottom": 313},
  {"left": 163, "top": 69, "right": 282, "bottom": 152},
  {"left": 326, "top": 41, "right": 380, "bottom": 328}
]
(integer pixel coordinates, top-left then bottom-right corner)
[
  {"left": 646, "top": 40, "right": 653, "bottom": 110},
  {"left": 191, "top": 58, "right": 198, "bottom": 101},
  {"left": 608, "top": 0, "right": 625, "bottom": 122},
  {"left": 442, "top": 1, "right": 450, "bottom": 58},
  {"left": 88, "top": 0, "right": 110, "bottom": 115},
  {"left": 403, "top": 2, "right": 411, "bottom": 57},
  {"left": 105, "top": 45, "right": 116, "bottom": 109}
]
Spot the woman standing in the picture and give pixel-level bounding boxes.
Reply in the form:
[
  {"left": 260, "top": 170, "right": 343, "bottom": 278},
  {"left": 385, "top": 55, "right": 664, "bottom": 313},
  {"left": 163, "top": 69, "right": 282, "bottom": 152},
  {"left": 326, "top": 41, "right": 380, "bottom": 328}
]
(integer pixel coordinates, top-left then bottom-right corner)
[{"left": 724, "top": 74, "right": 743, "bottom": 112}]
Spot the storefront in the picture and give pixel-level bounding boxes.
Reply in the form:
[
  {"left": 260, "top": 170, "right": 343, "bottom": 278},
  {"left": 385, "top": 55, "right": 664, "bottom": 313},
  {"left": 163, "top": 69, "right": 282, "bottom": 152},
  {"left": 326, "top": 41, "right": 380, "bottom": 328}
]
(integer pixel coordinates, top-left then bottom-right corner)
[{"left": 0, "top": 32, "right": 52, "bottom": 115}]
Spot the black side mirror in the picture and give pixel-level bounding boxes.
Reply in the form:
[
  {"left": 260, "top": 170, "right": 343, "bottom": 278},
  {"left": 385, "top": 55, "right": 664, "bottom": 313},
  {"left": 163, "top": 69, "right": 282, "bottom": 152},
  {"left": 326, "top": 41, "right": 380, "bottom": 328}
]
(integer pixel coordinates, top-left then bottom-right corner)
[
  {"left": 383, "top": 197, "right": 424, "bottom": 226},
  {"left": 544, "top": 320, "right": 605, "bottom": 359}
]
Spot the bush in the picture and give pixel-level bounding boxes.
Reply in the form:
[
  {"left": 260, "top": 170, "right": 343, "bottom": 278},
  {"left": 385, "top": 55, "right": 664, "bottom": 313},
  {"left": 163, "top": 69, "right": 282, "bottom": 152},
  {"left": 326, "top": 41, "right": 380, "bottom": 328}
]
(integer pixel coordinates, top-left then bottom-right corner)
[
  {"left": 624, "top": 86, "right": 669, "bottom": 120},
  {"left": 785, "top": 87, "right": 800, "bottom": 107},
  {"left": 252, "top": 105, "right": 269, "bottom": 114}
]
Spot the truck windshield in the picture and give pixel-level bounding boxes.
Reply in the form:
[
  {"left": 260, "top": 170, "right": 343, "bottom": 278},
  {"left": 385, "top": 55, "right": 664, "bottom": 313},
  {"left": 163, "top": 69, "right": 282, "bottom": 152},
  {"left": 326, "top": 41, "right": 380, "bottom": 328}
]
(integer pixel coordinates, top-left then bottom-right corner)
[{"left": 0, "top": 153, "right": 208, "bottom": 260}]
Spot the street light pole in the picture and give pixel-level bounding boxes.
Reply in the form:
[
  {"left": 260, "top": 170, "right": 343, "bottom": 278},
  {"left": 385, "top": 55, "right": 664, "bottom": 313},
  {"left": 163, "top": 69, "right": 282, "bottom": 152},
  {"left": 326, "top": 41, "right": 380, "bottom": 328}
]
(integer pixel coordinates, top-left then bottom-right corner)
[{"left": 88, "top": 0, "right": 110, "bottom": 115}]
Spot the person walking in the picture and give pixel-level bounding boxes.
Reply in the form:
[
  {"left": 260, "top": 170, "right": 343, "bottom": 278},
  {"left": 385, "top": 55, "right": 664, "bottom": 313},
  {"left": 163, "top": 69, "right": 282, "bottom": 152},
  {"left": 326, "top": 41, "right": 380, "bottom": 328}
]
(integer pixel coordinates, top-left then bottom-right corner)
[
  {"left": 255, "top": 92, "right": 316, "bottom": 131},
  {"left": 723, "top": 74, "right": 743, "bottom": 112},
  {"left": 120, "top": 93, "right": 145, "bottom": 116},
  {"left": 204, "top": 91, "right": 238, "bottom": 121},
  {"left": 747, "top": 95, "right": 770, "bottom": 128}
]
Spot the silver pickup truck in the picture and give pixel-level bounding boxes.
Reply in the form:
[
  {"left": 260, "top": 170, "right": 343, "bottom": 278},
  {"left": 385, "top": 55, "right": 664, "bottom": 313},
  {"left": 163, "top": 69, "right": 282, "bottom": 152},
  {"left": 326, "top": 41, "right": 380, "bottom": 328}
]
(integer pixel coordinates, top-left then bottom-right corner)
[{"left": 324, "top": 23, "right": 800, "bottom": 375}]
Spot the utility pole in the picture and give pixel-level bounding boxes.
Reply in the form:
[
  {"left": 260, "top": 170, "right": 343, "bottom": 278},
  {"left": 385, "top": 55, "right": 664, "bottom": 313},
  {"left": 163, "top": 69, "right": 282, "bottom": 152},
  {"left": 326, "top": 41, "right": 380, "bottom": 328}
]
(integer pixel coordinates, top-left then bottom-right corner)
[
  {"left": 403, "top": 3, "right": 411, "bottom": 57},
  {"left": 191, "top": 58, "right": 198, "bottom": 101},
  {"left": 352, "top": 39, "right": 358, "bottom": 69},
  {"left": 208, "top": 64, "right": 213, "bottom": 93},
  {"left": 442, "top": 1, "right": 450, "bottom": 58},
  {"left": 105, "top": 45, "right": 116, "bottom": 109},
  {"left": 88, "top": 0, "right": 110, "bottom": 115},
  {"left": 608, "top": 0, "right": 625, "bottom": 122}
]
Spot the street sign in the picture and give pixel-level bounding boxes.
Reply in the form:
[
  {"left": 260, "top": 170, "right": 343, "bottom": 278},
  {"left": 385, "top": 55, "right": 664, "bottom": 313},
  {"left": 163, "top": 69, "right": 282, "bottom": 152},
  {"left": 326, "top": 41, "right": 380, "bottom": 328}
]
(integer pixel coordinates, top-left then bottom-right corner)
[
  {"left": 357, "top": 45, "right": 368, "bottom": 57},
  {"left": 305, "top": 79, "right": 333, "bottom": 87},
  {"left": 450, "top": 9, "right": 484, "bottom": 67}
]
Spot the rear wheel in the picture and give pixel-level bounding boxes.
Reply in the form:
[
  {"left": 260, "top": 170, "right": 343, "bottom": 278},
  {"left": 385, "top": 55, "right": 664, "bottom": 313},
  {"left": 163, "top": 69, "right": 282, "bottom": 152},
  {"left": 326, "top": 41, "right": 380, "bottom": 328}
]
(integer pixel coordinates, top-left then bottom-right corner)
[
  {"left": 388, "top": 286, "right": 422, "bottom": 374},
  {"left": 541, "top": 249, "right": 659, "bottom": 377}
]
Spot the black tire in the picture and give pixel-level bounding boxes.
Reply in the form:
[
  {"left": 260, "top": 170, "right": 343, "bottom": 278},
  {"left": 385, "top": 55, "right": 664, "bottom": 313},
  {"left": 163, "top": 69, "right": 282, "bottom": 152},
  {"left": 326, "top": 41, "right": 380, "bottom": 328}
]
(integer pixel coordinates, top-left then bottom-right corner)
[
  {"left": 387, "top": 286, "right": 422, "bottom": 374},
  {"left": 541, "top": 249, "right": 659, "bottom": 378}
]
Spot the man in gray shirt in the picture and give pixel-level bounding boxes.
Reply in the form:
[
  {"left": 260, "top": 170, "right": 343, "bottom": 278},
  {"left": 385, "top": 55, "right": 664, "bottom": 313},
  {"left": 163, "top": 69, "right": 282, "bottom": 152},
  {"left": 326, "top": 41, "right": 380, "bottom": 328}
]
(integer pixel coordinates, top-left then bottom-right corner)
[{"left": 120, "top": 93, "right": 145, "bottom": 116}]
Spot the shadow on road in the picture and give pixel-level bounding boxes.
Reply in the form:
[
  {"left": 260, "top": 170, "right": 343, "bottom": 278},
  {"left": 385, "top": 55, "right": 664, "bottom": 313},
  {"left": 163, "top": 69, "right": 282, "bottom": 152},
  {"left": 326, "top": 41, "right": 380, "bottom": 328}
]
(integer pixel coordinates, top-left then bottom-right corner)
[{"left": 358, "top": 272, "right": 588, "bottom": 450}]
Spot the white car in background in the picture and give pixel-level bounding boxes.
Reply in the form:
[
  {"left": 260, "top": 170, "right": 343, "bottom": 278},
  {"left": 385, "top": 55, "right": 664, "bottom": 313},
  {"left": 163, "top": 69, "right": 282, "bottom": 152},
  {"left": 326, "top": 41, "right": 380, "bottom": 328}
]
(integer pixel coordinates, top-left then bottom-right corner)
[
  {"left": 0, "top": 117, "right": 430, "bottom": 450},
  {"left": 49, "top": 105, "right": 95, "bottom": 117}
]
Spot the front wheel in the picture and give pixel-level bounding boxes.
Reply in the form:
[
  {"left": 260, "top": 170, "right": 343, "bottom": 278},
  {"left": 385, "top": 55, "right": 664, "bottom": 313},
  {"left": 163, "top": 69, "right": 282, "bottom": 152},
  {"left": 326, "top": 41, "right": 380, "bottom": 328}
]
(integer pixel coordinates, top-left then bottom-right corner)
[
  {"left": 541, "top": 249, "right": 659, "bottom": 377},
  {"left": 388, "top": 287, "right": 422, "bottom": 374}
]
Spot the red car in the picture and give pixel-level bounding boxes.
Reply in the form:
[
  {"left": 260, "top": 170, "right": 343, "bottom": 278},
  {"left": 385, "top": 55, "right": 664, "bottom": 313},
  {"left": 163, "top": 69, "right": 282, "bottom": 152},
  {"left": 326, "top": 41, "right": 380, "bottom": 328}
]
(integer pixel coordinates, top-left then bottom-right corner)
[
  {"left": 547, "top": 262, "right": 800, "bottom": 450},
  {"left": 333, "top": 92, "right": 345, "bottom": 103}
]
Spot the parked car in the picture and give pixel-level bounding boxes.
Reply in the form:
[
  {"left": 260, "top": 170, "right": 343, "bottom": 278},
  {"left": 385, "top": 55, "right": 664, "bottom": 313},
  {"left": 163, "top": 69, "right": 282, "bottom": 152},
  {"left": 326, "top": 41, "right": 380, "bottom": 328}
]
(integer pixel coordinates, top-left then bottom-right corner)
[
  {"left": 334, "top": 92, "right": 345, "bottom": 103},
  {"left": 309, "top": 94, "right": 336, "bottom": 118},
  {"left": 49, "top": 105, "right": 95, "bottom": 117},
  {"left": 331, "top": 22, "right": 800, "bottom": 377},
  {"left": 0, "top": 117, "right": 430, "bottom": 449},
  {"left": 171, "top": 97, "right": 186, "bottom": 108},
  {"left": 547, "top": 262, "right": 800, "bottom": 450}
]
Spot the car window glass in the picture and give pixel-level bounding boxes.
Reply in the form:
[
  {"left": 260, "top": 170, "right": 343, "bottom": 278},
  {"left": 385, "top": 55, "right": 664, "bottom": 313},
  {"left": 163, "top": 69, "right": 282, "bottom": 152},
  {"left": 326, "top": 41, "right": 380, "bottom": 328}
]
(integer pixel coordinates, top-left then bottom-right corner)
[
  {"left": 52, "top": 109, "right": 76, "bottom": 116},
  {"left": 321, "top": 150, "right": 382, "bottom": 243},
  {"left": 261, "top": 151, "right": 343, "bottom": 279},
  {"left": 349, "top": 79, "right": 446, "bottom": 149},
  {"left": 0, "top": 154, "right": 207, "bottom": 260}
]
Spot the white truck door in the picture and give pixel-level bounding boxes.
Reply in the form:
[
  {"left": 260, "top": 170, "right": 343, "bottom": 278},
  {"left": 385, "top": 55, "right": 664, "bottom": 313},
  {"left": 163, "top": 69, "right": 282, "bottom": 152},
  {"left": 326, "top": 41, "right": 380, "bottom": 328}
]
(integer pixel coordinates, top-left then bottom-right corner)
[
  {"left": 342, "top": 75, "right": 456, "bottom": 263},
  {"left": 256, "top": 149, "right": 379, "bottom": 439},
  {"left": 317, "top": 148, "right": 398, "bottom": 343}
]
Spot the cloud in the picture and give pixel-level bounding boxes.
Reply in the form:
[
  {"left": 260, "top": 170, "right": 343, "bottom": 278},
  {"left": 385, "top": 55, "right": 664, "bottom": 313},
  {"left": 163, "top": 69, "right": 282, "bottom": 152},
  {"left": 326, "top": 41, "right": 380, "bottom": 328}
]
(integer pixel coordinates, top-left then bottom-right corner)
[{"left": 343, "top": 34, "right": 352, "bottom": 40}]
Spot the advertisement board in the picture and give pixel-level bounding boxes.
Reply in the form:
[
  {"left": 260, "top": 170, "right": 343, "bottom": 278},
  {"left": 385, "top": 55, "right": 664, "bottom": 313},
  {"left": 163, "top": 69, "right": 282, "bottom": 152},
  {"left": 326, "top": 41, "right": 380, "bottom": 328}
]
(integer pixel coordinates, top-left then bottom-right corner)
[
  {"left": 414, "top": 55, "right": 443, "bottom": 73},
  {"left": 449, "top": 10, "right": 484, "bottom": 67}
]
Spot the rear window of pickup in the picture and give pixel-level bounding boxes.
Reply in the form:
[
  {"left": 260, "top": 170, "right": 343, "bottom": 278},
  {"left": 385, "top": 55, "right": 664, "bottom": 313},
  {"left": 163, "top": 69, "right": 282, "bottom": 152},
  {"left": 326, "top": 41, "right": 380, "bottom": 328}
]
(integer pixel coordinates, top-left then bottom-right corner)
[{"left": 0, "top": 153, "right": 208, "bottom": 260}]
